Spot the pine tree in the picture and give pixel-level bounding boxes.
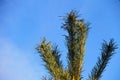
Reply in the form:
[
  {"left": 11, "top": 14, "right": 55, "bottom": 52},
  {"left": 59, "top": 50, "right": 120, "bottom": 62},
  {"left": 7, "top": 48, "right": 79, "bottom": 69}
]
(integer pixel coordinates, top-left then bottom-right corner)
[{"left": 36, "top": 10, "right": 117, "bottom": 80}]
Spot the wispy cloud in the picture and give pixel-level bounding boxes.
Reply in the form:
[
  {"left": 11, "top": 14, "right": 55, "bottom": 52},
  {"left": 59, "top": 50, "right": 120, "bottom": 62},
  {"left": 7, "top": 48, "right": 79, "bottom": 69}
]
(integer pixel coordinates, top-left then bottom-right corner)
[{"left": 0, "top": 38, "right": 44, "bottom": 80}]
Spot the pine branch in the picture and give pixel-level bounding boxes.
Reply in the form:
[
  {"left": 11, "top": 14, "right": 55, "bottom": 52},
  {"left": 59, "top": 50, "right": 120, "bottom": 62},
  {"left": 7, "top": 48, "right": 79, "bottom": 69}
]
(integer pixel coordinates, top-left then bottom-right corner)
[
  {"left": 36, "top": 38, "right": 63, "bottom": 80},
  {"left": 36, "top": 10, "right": 118, "bottom": 80},
  {"left": 88, "top": 39, "right": 117, "bottom": 80},
  {"left": 62, "top": 10, "right": 89, "bottom": 80}
]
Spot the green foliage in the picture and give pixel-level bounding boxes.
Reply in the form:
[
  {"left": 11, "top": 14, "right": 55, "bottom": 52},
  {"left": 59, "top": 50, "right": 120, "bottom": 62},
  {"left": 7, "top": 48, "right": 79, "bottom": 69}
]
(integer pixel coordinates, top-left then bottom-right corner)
[
  {"left": 36, "top": 38, "right": 64, "bottom": 80},
  {"left": 88, "top": 39, "right": 117, "bottom": 80},
  {"left": 36, "top": 10, "right": 117, "bottom": 80},
  {"left": 61, "top": 10, "right": 89, "bottom": 80}
]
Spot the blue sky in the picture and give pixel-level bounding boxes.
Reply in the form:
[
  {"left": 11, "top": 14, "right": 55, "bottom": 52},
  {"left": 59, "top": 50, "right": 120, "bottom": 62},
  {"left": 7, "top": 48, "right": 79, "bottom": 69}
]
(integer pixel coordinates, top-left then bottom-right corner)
[{"left": 0, "top": 0, "right": 120, "bottom": 80}]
